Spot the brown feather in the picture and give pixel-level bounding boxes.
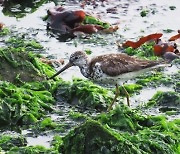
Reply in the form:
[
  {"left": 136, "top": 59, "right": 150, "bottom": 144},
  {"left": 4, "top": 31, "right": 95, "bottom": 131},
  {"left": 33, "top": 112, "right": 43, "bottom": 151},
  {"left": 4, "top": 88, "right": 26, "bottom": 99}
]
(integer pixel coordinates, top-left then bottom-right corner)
[{"left": 89, "top": 53, "right": 159, "bottom": 77}]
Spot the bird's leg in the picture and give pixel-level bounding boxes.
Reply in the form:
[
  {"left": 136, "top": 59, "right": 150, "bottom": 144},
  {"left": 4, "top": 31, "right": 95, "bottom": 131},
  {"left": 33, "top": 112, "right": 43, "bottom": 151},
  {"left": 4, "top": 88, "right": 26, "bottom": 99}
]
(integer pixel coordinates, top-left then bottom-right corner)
[
  {"left": 107, "top": 84, "right": 120, "bottom": 112},
  {"left": 121, "top": 85, "right": 130, "bottom": 107}
]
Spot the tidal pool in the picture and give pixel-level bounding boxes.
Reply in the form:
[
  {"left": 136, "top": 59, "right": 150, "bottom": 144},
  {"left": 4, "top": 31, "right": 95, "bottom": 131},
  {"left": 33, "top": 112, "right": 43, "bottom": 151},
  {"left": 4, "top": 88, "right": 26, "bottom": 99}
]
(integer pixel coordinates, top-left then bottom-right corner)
[{"left": 0, "top": 0, "right": 180, "bottom": 150}]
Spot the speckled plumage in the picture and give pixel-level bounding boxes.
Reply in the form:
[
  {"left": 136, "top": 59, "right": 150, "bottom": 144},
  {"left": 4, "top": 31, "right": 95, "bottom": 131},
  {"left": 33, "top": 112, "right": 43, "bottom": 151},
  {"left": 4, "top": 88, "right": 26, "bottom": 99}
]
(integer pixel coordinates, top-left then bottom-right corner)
[{"left": 49, "top": 51, "right": 160, "bottom": 84}]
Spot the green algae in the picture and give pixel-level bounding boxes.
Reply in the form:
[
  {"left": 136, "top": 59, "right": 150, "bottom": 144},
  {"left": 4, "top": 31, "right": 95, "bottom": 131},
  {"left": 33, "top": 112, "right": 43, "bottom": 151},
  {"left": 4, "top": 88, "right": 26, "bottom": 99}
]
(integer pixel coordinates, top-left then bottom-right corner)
[
  {"left": 6, "top": 36, "right": 43, "bottom": 50},
  {"left": 59, "top": 120, "right": 139, "bottom": 154},
  {"left": 0, "top": 47, "right": 44, "bottom": 83},
  {"left": 0, "top": 27, "right": 10, "bottom": 36},
  {"left": 0, "top": 33, "right": 67, "bottom": 128},
  {"left": 77, "top": 34, "right": 109, "bottom": 46},
  {"left": 69, "top": 110, "right": 88, "bottom": 121},
  {"left": 147, "top": 91, "right": 180, "bottom": 108},
  {"left": 51, "top": 135, "right": 63, "bottom": 152},
  {"left": 97, "top": 105, "right": 152, "bottom": 132},
  {"left": 40, "top": 117, "right": 57, "bottom": 130},
  {"left": 2, "top": 0, "right": 50, "bottom": 18},
  {"left": 55, "top": 79, "right": 144, "bottom": 110},
  {"left": 8, "top": 145, "right": 58, "bottom": 154},
  {"left": 175, "top": 82, "right": 180, "bottom": 93},
  {"left": 0, "top": 81, "right": 55, "bottom": 126},
  {"left": 119, "top": 83, "right": 143, "bottom": 96},
  {"left": 140, "top": 10, "right": 149, "bottom": 17},
  {"left": 0, "top": 135, "right": 27, "bottom": 151},
  {"left": 136, "top": 71, "right": 171, "bottom": 86},
  {"left": 0, "top": 44, "right": 55, "bottom": 83},
  {"left": 124, "top": 42, "right": 159, "bottom": 60},
  {"left": 55, "top": 78, "right": 114, "bottom": 110},
  {"left": 122, "top": 129, "right": 177, "bottom": 154},
  {"left": 0, "top": 78, "right": 62, "bottom": 126},
  {"left": 58, "top": 106, "right": 180, "bottom": 154},
  {"left": 83, "top": 15, "right": 111, "bottom": 29}
]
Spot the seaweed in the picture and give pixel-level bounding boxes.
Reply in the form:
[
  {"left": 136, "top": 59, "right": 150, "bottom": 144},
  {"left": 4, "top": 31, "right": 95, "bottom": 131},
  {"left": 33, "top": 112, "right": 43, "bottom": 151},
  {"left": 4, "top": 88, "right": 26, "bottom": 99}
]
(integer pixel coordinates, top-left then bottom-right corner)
[
  {"left": 2, "top": 0, "right": 51, "bottom": 18},
  {"left": 83, "top": 15, "right": 111, "bottom": 29},
  {"left": 136, "top": 71, "right": 171, "bottom": 86},
  {"left": 0, "top": 27, "right": 10, "bottom": 36},
  {"left": 124, "top": 42, "right": 159, "bottom": 60},
  {"left": 6, "top": 36, "right": 43, "bottom": 50},
  {"left": 0, "top": 46, "right": 55, "bottom": 83},
  {"left": 147, "top": 91, "right": 180, "bottom": 108},
  {"left": 58, "top": 108, "right": 180, "bottom": 154},
  {"left": 40, "top": 117, "right": 57, "bottom": 130},
  {"left": 97, "top": 105, "right": 152, "bottom": 132},
  {"left": 0, "top": 135, "right": 27, "bottom": 151},
  {"left": 55, "top": 78, "right": 114, "bottom": 110},
  {"left": 59, "top": 120, "right": 139, "bottom": 154},
  {"left": 0, "top": 81, "right": 56, "bottom": 126},
  {"left": 8, "top": 145, "right": 58, "bottom": 154}
]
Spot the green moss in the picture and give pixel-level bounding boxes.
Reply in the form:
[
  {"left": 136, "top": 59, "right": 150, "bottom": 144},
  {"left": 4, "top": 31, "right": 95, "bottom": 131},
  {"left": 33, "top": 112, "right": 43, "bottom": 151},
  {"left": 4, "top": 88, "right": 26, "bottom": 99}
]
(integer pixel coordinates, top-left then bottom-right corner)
[
  {"left": 0, "top": 135, "right": 27, "bottom": 151},
  {"left": 55, "top": 78, "right": 114, "bottom": 110}
]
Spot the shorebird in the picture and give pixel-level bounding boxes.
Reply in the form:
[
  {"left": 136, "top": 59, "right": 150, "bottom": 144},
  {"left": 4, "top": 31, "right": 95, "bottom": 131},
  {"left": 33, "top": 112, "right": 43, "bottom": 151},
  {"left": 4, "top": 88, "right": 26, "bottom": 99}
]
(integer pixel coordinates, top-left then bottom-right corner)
[{"left": 49, "top": 51, "right": 161, "bottom": 111}]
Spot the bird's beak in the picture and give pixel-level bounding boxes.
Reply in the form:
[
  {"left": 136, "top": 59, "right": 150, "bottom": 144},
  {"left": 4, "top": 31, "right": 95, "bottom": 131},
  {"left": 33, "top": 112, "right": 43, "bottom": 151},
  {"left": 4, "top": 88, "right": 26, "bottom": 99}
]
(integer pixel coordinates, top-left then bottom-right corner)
[{"left": 49, "top": 62, "right": 73, "bottom": 79}]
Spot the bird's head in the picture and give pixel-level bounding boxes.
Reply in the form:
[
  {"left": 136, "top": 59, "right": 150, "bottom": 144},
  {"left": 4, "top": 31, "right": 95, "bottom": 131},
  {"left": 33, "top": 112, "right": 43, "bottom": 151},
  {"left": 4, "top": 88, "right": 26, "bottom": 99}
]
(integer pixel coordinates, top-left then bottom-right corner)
[
  {"left": 49, "top": 51, "right": 88, "bottom": 79},
  {"left": 69, "top": 51, "right": 88, "bottom": 67}
]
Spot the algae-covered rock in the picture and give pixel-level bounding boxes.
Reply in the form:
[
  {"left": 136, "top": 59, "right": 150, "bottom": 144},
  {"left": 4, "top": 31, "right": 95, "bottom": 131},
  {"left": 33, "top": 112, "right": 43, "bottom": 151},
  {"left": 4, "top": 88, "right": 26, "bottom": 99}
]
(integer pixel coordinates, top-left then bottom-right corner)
[
  {"left": 55, "top": 78, "right": 113, "bottom": 110},
  {"left": 8, "top": 145, "right": 58, "bottom": 154},
  {"left": 59, "top": 120, "right": 139, "bottom": 154},
  {"left": 0, "top": 47, "right": 53, "bottom": 84},
  {"left": 58, "top": 113, "right": 179, "bottom": 154},
  {"left": 97, "top": 105, "right": 153, "bottom": 132},
  {"left": 148, "top": 91, "right": 180, "bottom": 108},
  {"left": 0, "top": 135, "right": 27, "bottom": 151},
  {"left": 0, "top": 34, "right": 57, "bottom": 84}
]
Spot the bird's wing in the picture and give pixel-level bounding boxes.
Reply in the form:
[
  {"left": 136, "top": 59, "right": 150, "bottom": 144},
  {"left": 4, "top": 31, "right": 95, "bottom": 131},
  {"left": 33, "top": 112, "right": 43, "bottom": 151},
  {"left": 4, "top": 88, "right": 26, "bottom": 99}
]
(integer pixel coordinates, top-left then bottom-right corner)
[{"left": 90, "top": 53, "right": 159, "bottom": 77}]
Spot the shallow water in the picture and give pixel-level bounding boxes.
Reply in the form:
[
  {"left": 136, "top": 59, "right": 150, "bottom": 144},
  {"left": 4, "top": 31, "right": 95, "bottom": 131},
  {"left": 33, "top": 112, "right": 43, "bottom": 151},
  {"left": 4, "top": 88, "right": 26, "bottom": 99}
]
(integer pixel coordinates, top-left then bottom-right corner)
[
  {"left": 0, "top": 0, "right": 180, "bottom": 148},
  {"left": 131, "top": 85, "right": 175, "bottom": 108}
]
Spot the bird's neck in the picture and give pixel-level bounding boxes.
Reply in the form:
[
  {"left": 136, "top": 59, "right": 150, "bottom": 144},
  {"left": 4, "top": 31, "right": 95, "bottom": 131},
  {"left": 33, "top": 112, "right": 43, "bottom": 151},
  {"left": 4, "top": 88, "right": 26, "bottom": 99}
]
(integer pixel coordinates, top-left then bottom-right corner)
[{"left": 79, "top": 61, "right": 91, "bottom": 79}]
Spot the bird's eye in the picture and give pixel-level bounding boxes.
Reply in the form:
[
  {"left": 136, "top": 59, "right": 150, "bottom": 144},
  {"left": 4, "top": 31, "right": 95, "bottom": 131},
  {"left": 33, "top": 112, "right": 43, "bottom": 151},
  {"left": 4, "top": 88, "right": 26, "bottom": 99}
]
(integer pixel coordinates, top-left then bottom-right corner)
[{"left": 74, "top": 56, "right": 78, "bottom": 60}]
